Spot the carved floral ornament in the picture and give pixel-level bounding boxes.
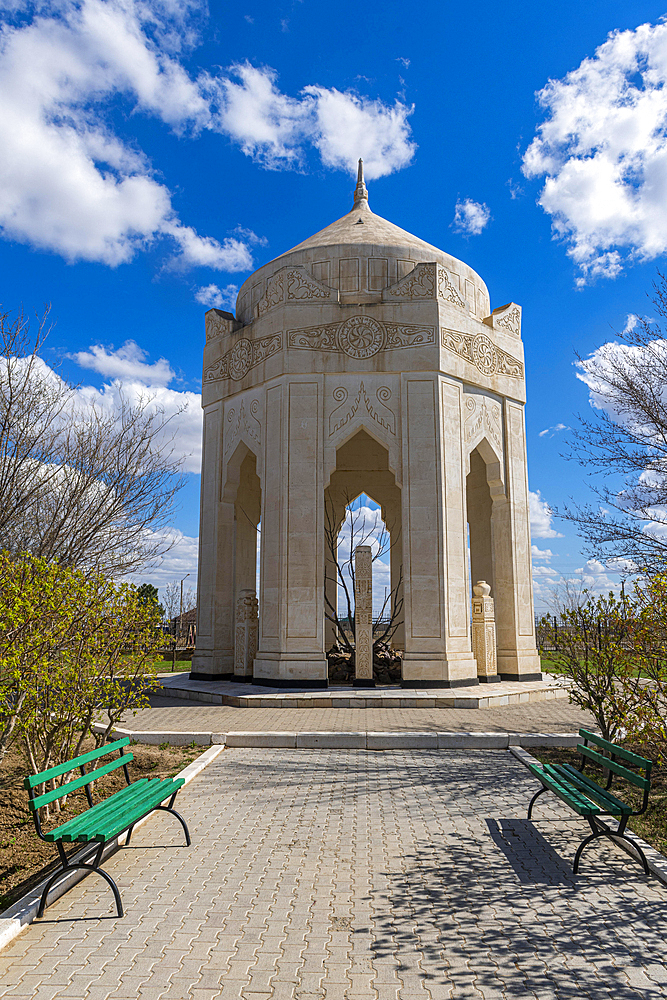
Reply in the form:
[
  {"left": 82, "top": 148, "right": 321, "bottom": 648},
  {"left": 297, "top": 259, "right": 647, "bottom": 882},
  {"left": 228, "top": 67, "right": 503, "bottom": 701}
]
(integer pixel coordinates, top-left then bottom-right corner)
[
  {"left": 289, "top": 316, "right": 435, "bottom": 359},
  {"left": 257, "top": 266, "right": 337, "bottom": 317},
  {"left": 384, "top": 261, "right": 468, "bottom": 309},
  {"left": 441, "top": 328, "right": 524, "bottom": 379},
  {"left": 464, "top": 395, "right": 502, "bottom": 454},
  {"left": 204, "top": 334, "right": 282, "bottom": 383}
]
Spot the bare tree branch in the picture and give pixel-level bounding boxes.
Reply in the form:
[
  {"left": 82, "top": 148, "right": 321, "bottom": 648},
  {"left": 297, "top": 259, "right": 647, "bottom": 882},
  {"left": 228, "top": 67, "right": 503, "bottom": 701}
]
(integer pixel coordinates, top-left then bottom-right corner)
[{"left": 0, "top": 306, "right": 187, "bottom": 576}]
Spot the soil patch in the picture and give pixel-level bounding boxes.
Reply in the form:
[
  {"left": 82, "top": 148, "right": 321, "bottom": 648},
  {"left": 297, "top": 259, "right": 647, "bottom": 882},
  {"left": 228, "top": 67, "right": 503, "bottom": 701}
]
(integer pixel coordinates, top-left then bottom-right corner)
[
  {"left": 532, "top": 742, "right": 667, "bottom": 856},
  {"left": 0, "top": 740, "right": 204, "bottom": 912}
]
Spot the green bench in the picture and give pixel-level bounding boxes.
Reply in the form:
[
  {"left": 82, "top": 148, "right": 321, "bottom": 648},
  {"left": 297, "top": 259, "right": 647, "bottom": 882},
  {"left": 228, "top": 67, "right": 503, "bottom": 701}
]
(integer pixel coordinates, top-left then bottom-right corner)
[
  {"left": 25, "top": 737, "right": 190, "bottom": 918},
  {"left": 525, "top": 728, "right": 652, "bottom": 876}
]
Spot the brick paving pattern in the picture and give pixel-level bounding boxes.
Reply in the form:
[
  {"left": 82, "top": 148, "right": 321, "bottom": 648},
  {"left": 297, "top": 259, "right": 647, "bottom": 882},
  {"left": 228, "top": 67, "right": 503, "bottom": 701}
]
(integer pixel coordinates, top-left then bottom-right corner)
[
  {"left": 2, "top": 748, "right": 666, "bottom": 999},
  {"left": 122, "top": 697, "right": 593, "bottom": 734}
]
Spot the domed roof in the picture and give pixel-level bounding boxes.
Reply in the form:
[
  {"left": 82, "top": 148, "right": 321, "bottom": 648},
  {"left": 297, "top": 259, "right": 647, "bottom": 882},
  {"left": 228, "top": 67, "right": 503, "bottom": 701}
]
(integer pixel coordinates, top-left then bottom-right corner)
[
  {"left": 235, "top": 161, "right": 491, "bottom": 324},
  {"left": 283, "top": 161, "right": 444, "bottom": 257}
]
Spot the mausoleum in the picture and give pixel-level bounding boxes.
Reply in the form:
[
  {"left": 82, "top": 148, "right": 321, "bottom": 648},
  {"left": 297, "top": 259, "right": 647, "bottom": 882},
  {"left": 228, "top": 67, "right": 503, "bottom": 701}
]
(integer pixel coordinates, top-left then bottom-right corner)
[{"left": 192, "top": 164, "right": 541, "bottom": 687}]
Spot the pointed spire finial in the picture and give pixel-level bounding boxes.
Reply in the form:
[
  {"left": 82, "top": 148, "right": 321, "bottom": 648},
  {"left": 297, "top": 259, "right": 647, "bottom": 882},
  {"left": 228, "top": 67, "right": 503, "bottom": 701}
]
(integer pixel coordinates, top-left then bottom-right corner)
[{"left": 353, "top": 157, "right": 368, "bottom": 207}]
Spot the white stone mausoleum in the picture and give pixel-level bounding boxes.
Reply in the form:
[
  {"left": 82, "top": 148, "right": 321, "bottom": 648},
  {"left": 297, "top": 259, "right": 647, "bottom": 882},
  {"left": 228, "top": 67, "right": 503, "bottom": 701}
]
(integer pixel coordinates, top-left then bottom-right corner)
[{"left": 192, "top": 165, "right": 541, "bottom": 687}]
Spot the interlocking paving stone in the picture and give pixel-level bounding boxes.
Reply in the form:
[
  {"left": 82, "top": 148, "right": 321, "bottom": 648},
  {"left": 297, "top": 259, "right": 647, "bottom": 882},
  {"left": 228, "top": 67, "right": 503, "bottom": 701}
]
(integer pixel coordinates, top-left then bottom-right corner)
[
  {"left": 121, "top": 696, "right": 593, "bottom": 735},
  {"left": 2, "top": 749, "right": 667, "bottom": 999}
]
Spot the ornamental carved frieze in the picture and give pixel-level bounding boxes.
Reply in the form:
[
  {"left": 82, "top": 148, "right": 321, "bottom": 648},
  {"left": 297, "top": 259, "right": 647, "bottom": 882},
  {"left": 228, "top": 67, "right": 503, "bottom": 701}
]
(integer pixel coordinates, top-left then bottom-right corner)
[
  {"left": 329, "top": 382, "right": 396, "bottom": 437},
  {"left": 289, "top": 315, "right": 435, "bottom": 360},
  {"left": 204, "top": 334, "right": 282, "bottom": 383},
  {"left": 441, "top": 328, "right": 523, "bottom": 379},
  {"left": 464, "top": 395, "right": 502, "bottom": 455},
  {"left": 205, "top": 309, "right": 238, "bottom": 342},
  {"left": 257, "top": 266, "right": 337, "bottom": 317},
  {"left": 383, "top": 262, "right": 467, "bottom": 310},
  {"left": 495, "top": 305, "right": 521, "bottom": 337},
  {"left": 224, "top": 398, "right": 261, "bottom": 458}
]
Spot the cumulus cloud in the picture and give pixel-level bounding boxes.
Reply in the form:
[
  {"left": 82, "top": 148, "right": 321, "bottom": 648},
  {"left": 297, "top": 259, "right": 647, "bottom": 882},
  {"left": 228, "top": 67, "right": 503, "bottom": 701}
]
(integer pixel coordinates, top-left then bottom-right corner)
[
  {"left": 522, "top": 19, "right": 667, "bottom": 283},
  {"left": 66, "top": 343, "right": 202, "bottom": 472},
  {"left": 529, "top": 489, "right": 564, "bottom": 538},
  {"left": 531, "top": 545, "right": 553, "bottom": 560},
  {"left": 0, "top": 2, "right": 415, "bottom": 269},
  {"left": 214, "top": 63, "right": 416, "bottom": 178},
  {"left": 195, "top": 283, "right": 239, "bottom": 310},
  {"left": 452, "top": 199, "right": 491, "bottom": 235},
  {"left": 70, "top": 341, "right": 175, "bottom": 387},
  {"left": 0, "top": 0, "right": 253, "bottom": 269},
  {"left": 538, "top": 422, "right": 569, "bottom": 438},
  {"left": 132, "top": 527, "right": 199, "bottom": 594}
]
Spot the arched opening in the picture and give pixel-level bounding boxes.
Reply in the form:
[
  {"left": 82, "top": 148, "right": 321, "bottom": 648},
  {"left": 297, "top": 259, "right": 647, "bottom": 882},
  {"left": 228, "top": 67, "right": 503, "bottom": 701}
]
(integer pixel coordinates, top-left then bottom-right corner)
[
  {"left": 225, "top": 445, "right": 261, "bottom": 678},
  {"left": 324, "top": 430, "right": 403, "bottom": 683},
  {"left": 466, "top": 447, "right": 494, "bottom": 596}
]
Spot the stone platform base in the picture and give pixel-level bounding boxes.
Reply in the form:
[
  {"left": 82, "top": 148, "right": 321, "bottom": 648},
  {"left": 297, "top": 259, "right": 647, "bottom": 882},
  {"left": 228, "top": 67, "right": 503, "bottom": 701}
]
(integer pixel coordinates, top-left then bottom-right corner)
[{"left": 157, "top": 674, "right": 568, "bottom": 709}]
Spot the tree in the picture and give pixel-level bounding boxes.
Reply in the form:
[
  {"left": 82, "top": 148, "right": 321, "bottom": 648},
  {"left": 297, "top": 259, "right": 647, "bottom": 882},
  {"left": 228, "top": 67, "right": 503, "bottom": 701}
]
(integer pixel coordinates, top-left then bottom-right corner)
[
  {"left": 561, "top": 273, "right": 667, "bottom": 571},
  {"left": 0, "top": 552, "right": 161, "bottom": 796},
  {"left": 0, "top": 306, "right": 186, "bottom": 577},
  {"left": 324, "top": 493, "right": 403, "bottom": 670},
  {"left": 137, "top": 583, "right": 164, "bottom": 618},
  {"left": 538, "top": 587, "right": 667, "bottom": 748}
]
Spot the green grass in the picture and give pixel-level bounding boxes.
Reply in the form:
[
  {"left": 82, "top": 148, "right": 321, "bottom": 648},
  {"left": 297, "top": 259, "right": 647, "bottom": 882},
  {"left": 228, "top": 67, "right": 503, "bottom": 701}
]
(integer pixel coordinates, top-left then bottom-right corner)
[{"left": 155, "top": 659, "right": 192, "bottom": 672}]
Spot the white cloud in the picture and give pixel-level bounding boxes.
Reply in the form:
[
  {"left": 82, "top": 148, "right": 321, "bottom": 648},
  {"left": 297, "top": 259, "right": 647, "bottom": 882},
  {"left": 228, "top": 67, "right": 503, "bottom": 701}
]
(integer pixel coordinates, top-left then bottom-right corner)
[
  {"left": 214, "top": 63, "right": 416, "bottom": 178},
  {"left": 529, "top": 489, "right": 564, "bottom": 538},
  {"left": 70, "top": 341, "right": 175, "bottom": 387},
  {"left": 531, "top": 545, "right": 553, "bottom": 560},
  {"left": 538, "top": 422, "right": 569, "bottom": 438},
  {"left": 452, "top": 198, "right": 491, "bottom": 235},
  {"left": 0, "top": 0, "right": 253, "bottom": 269},
  {"left": 305, "top": 86, "right": 415, "bottom": 179},
  {"left": 63, "top": 344, "right": 203, "bottom": 472},
  {"left": 532, "top": 565, "right": 558, "bottom": 577},
  {"left": 194, "top": 283, "right": 239, "bottom": 310},
  {"left": 129, "top": 527, "right": 199, "bottom": 593},
  {"left": 522, "top": 19, "right": 667, "bottom": 283},
  {"left": 0, "top": 2, "right": 415, "bottom": 269}
]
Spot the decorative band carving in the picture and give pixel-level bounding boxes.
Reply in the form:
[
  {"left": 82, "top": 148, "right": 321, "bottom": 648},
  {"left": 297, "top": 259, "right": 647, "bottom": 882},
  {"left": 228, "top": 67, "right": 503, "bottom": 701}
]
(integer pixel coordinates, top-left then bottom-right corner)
[
  {"left": 289, "top": 317, "right": 435, "bottom": 358},
  {"left": 441, "top": 328, "right": 523, "bottom": 379},
  {"left": 204, "top": 334, "right": 282, "bottom": 383}
]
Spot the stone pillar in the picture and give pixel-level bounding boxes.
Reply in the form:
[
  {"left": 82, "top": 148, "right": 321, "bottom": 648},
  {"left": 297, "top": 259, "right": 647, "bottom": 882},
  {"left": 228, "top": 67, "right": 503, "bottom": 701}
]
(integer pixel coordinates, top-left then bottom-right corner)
[
  {"left": 471, "top": 581, "right": 498, "bottom": 682},
  {"left": 493, "top": 400, "right": 542, "bottom": 680},
  {"left": 192, "top": 403, "right": 235, "bottom": 680},
  {"left": 234, "top": 589, "right": 259, "bottom": 678},
  {"left": 354, "top": 545, "right": 374, "bottom": 687}
]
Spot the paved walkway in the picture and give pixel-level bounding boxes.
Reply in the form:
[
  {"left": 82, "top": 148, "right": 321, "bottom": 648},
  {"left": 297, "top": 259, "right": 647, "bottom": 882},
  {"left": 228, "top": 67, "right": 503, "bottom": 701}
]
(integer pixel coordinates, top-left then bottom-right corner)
[
  {"left": 2, "top": 748, "right": 666, "bottom": 999},
  {"left": 121, "top": 695, "right": 593, "bottom": 735}
]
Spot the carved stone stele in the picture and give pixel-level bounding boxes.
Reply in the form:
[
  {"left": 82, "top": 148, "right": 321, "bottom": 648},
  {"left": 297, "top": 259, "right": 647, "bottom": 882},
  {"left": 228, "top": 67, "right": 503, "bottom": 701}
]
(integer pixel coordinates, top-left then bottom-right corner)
[
  {"left": 234, "top": 589, "right": 259, "bottom": 677},
  {"left": 471, "top": 581, "right": 498, "bottom": 681},
  {"left": 354, "top": 546, "right": 374, "bottom": 687}
]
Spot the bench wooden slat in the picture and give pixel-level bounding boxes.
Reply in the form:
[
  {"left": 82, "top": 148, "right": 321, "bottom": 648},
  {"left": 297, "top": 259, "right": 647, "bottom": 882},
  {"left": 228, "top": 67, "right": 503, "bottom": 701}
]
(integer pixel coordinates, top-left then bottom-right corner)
[
  {"left": 28, "top": 753, "right": 135, "bottom": 811},
  {"left": 24, "top": 738, "right": 131, "bottom": 789},
  {"left": 52, "top": 778, "right": 184, "bottom": 843},
  {"left": 527, "top": 763, "right": 601, "bottom": 815},
  {"left": 43, "top": 781, "right": 149, "bottom": 842},
  {"left": 95, "top": 779, "right": 185, "bottom": 842},
  {"left": 579, "top": 729, "right": 652, "bottom": 772},
  {"left": 577, "top": 744, "right": 650, "bottom": 790},
  {"left": 555, "top": 764, "right": 631, "bottom": 814}
]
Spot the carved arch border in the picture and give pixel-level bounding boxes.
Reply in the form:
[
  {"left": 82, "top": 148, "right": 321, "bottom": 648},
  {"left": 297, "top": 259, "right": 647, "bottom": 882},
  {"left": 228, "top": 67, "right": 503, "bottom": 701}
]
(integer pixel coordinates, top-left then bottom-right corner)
[
  {"left": 221, "top": 389, "right": 265, "bottom": 503},
  {"left": 323, "top": 378, "right": 402, "bottom": 490}
]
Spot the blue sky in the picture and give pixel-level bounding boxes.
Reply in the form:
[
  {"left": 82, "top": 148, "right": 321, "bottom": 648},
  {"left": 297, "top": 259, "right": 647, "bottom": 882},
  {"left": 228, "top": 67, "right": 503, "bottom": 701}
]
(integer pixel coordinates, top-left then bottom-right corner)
[{"left": 2, "top": 0, "right": 666, "bottom": 609}]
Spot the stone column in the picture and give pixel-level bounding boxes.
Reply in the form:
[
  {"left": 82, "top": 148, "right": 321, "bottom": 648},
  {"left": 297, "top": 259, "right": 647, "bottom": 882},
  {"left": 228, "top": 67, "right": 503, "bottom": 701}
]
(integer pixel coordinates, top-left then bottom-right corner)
[
  {"left": 493, "top": 400, "right": 541, "bottom": 680},
  {"left": 234, "top": 589, "right": 259, "bottom": 678},
  {"left": 471, "top": 581, "right": 498, "bottom": 682},
  {"left": 354, "top": 545, "right": 374, "bottom": 687},
  {"left": 192, "top": 403, "right": 235, "bottom": 680}
]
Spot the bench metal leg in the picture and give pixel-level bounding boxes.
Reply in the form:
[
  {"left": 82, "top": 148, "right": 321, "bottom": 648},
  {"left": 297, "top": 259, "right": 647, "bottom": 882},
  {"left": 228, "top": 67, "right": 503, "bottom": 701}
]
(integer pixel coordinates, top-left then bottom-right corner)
[
  {"left": 38, "top": 842, "right": 123, "bottom": 919},
  {"left": 527, "top": 785, "right": 548, "bottom": 819},
  {"left": 155, "top": 802, "right": 191, "bottom": 846},
  {"left": 573, "top": 817, "right": 650, "bottom": 877}
]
